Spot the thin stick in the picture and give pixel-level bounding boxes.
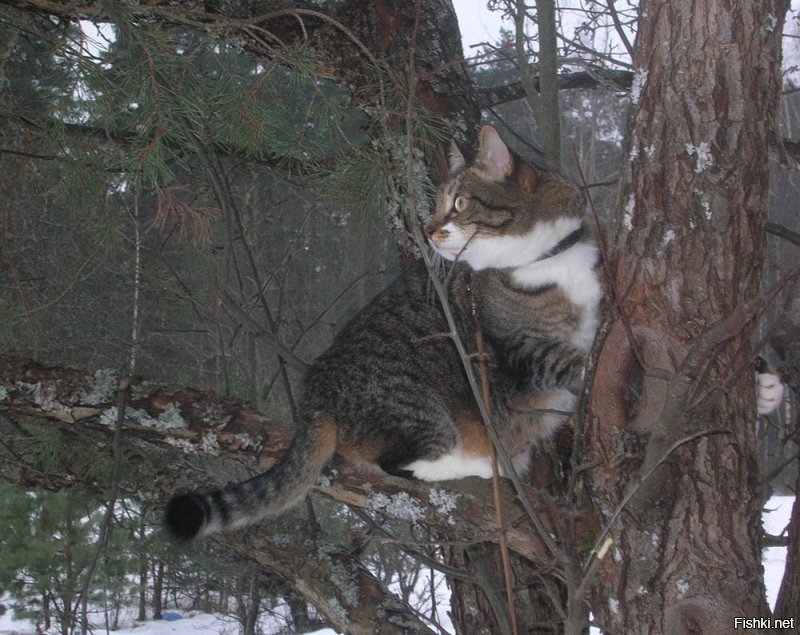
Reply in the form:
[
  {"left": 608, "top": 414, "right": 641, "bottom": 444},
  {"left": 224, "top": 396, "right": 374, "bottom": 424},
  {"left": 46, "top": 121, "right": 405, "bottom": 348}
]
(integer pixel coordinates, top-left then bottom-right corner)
[
  {"left": 579, "top": 429, "right": 727, "bottom": 587},
  {"left": 476, "top": 326, "right": 519, "bottom": 635},
  {"left": 75, "top": 376, "right": 130, "bottom": 635}
]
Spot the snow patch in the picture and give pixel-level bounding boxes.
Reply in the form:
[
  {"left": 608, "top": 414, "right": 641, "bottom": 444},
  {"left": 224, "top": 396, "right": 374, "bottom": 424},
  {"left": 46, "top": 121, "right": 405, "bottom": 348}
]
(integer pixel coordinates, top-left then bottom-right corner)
[
  {"left": 685, "top": 142, "right": 713, "bottom": 173},
  {"left": 317, "top": 468, "right": 338, "bottom": 488},
  {"left": 630, "top": 69, "right": 649, "bottom": 105},
  {"left": 765, "top": 13, "right": 778, "bottom": 33},
  {"left": 233, "top": 432, "right": 258, "bottom": 450},
  {"left": 623, "top": 193, "right": 635, "bottom": 231},
  {"left": 701, "top": 194, "right": 712, "bottom": 220},
  {"left": 272, "top": 534, "right": 293, "bottom": 549},
  {"left": 628, "top": 136, "right": 639, "bottom": 162}
]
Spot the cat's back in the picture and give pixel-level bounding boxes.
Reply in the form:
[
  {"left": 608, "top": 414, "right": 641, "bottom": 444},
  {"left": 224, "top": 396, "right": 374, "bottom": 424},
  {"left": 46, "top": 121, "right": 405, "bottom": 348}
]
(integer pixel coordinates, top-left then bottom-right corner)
[{"left": 301, "top": 263, "right": 474, "bottom": 431}]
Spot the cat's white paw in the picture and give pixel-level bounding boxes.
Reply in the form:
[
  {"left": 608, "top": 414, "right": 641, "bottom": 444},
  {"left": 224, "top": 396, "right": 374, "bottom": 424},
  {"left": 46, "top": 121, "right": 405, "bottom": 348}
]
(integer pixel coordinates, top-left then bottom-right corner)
[{"left": 756, "top": 372, "right": 784, "bottom": 415}]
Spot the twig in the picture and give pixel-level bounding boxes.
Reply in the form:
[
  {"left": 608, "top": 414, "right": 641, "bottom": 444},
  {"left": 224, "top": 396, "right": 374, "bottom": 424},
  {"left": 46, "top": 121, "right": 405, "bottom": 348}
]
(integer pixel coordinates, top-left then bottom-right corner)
[
  {"left": 476, "top": 327, "right": 519, "bottom": 635},
  {"left": 75, "top": 376, "right": 130, "bottom": 635},
  {"left": 351, "top": 508, "right": 474, "bottom": 583},
  {"left": 606, "top": 0, "right": 634, "bottom": 58},
  {"left": 129, "top": 189, "right": 142, "bottom": 375},
  {"left": 0, "top": 245, "right": 101, "bottom": 327},
  {"left": 409, "top": 86, "right": 569, "bottom": 593},
  {"left": 767, "top": 221, "right": 800, "bottom": 248},
  {"left": 173, "top": 112, "right": 301, "bottom": 418},
  {"left": 218, "top": 287, "right": 309, "bottom": 372},
  {"left": 402, "top": 8, "right": 569, "bottom": 624},
  {"left": 579, "top": 429, "right": 728, "bottom": 587}
]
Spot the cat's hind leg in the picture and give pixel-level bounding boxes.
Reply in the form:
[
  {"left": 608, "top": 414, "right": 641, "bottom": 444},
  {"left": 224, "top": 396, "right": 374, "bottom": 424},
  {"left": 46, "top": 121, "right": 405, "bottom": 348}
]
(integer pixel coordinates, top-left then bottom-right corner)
[{"left": 396, "top": 404, "right": 497, "bottom": 481}]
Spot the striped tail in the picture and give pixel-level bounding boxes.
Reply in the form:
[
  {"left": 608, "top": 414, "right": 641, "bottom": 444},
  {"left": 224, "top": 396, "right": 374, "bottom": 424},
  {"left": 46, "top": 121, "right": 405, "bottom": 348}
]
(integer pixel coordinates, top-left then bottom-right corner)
[{"left": 164, "top": 414, "right": 337, "bottom": 542}]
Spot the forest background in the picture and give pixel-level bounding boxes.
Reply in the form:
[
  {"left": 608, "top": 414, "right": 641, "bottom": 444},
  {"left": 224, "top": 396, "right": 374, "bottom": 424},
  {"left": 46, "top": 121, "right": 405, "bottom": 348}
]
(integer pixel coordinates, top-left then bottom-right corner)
[{"left": 1, "top": 1, "right": 799, "bottom": 634}]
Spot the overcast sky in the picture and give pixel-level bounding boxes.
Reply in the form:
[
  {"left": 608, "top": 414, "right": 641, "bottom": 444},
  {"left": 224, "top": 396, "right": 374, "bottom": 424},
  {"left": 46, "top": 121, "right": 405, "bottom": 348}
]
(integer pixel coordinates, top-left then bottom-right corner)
[{"left": 451, "top": 0, "right": 510, "bottom": 51}]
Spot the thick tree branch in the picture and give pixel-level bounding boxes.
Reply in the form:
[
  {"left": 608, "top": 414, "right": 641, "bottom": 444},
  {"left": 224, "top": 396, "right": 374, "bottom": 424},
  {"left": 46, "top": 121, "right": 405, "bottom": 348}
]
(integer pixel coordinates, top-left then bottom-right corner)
[
  {"left": 0, "top": 357, "right": 583, "bottom": 628},
  {"left": 478, "top": 69, "right": 634, "bottom": 108}
]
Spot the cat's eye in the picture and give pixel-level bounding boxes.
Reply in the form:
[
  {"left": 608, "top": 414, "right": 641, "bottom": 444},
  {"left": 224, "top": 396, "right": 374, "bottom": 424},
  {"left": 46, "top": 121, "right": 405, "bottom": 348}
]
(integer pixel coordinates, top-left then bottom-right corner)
[{"left": 454, "top": 196, "right": 468, "bottom": 213}]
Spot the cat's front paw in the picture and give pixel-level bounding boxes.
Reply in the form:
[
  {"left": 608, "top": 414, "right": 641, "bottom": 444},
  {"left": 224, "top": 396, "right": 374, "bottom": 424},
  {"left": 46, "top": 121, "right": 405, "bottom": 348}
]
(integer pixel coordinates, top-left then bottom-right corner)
[{"left": 756, "top": 360, "right": 784, "bottom": 415}]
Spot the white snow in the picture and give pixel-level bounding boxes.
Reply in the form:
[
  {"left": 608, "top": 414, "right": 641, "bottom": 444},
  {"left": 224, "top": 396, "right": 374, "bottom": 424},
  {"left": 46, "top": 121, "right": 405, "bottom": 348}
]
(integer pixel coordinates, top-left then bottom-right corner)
[
  {"left": 763, "top": 495, "right": 794, "bottom": 609},
  {"left": 623, "top": 193, "right": 635, "bottom": 231},
  {"left": 685, "top": 142, "right": 714, "bottom": 173},
  {"left": 0, "top": 496, "right": 793, "bottom": 635},
  {"left": 661, "top": 229, "right": 676, "bottom": 248},
  {"left": 630, "top": 69, "right": 649, "bottom": 105}
]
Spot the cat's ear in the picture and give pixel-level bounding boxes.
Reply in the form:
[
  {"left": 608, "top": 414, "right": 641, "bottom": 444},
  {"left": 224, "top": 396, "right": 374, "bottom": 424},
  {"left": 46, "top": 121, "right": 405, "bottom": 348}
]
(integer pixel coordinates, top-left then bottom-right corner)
[
  {"left": 448, "top": 140, "right": 466, "bottom": 174},
  {"left": 476, "top": 125, "right": 513, "bottom": 181}
]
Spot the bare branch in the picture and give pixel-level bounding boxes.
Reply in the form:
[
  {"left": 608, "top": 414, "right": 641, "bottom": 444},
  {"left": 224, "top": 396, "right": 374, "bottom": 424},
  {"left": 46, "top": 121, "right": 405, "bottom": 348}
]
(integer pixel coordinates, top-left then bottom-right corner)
[
  {"left": 606, "top": 0, "right": 634, "bottom": 58},
  {"left": 767, "top": 221, "right": 800, "bottom": 248}
]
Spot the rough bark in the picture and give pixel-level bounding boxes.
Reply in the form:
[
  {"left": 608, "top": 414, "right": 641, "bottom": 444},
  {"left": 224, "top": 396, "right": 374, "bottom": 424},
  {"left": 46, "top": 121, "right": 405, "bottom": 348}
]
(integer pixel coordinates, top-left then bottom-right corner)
[{"left": 584, "top": 1, "right": 788, "bottom": 632}]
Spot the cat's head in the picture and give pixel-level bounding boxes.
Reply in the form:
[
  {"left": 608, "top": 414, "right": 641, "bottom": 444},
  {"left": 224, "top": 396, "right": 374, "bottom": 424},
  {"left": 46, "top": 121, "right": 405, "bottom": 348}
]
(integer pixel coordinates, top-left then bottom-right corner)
[{"left": 425, "top": 126, "right": 585, "bottom": 271}]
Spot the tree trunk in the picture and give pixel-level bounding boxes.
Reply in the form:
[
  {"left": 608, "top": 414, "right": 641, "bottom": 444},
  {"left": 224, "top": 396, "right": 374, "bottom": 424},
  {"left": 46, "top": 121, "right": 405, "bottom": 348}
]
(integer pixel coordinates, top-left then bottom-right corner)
[
  {"left": 448, "top": 545, "right": 563, "bottom": 635},
  {"left": 62, "top": 493, "right": 75, "bottom": 635},
  {"left": 137, "top": 511, "right": 148, "bottom": 622},
  {"left": 152, "top": 560, "right": 164, "bottom": 620},
  {"left": 42, "top": 592, "right": 51, "bottom": 631},
  {"left": 584, "top": 0, "right": 788, "bottom": 631}
]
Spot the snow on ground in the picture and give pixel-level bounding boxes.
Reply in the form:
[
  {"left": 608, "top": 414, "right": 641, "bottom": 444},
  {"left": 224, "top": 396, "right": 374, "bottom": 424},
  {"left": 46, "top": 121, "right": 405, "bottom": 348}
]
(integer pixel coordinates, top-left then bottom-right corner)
[
  {"left": 763, "top": 495, "right": 794, "bottom": 609},
  {"left": 108, "top": 616, "right": 336, "bottom": 635},
  {"left": 110, "top": 613, "right": 239, "bottom": 635},
  {"left": 0, "top": 497, "right": 793, "bottom": 635},
  {"left": 0, "top": 609, "right": 337, "bottom": 635}
]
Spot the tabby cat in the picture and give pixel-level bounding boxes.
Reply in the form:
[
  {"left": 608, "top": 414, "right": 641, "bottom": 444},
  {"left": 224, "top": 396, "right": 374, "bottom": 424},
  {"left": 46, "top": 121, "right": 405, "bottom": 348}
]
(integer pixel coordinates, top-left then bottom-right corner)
[{"left": 165, "top": 126, "right": 601, "bottom": 541}]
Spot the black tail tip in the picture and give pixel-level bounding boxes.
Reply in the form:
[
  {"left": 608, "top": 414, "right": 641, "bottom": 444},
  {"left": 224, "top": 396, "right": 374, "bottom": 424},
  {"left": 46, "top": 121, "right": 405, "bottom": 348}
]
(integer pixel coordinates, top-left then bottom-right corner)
[{"left": 164, "top": 493, "right": 207, "bottom": 543}]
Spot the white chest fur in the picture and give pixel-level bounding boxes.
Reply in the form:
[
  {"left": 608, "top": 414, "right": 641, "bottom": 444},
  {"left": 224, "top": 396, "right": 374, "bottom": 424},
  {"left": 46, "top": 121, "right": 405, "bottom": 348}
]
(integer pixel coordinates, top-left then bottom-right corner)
[{"left": 512, "top": 242, "right": 602, "bottom": 352}]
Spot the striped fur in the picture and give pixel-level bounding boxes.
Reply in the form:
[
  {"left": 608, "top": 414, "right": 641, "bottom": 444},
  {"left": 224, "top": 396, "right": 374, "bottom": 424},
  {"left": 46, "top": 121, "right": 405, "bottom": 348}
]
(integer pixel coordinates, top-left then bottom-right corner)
[
  {"left": 164, "top": 126, "right": 600, "bottom": 541},
  {"left": 428, "top": 126, "right": 601, "bottom": 395}
]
